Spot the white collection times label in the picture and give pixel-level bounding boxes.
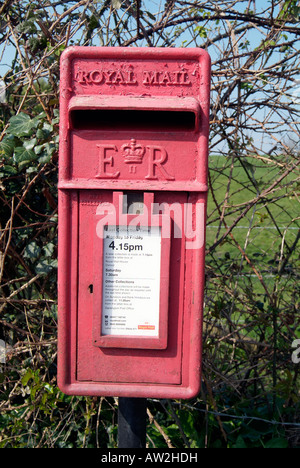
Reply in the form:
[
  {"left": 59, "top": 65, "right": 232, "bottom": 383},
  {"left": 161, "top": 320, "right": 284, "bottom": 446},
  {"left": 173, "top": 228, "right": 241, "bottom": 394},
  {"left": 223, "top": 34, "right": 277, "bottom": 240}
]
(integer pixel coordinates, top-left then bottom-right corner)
[{"left": 102, "top": 226, "right": 161, "bottom": 337}]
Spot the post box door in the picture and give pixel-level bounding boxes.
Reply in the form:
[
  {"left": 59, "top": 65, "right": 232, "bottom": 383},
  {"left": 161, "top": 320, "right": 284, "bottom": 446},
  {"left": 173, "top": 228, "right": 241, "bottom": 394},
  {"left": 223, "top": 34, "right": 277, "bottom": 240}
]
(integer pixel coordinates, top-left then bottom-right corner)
[{"left": 76, "top": 190, "right": 188, "bottom": 385}]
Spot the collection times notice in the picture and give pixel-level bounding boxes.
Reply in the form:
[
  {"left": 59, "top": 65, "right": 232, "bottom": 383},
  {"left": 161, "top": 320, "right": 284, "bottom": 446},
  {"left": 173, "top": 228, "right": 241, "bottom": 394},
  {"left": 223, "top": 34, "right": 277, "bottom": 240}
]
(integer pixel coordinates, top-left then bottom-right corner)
[{"left": 102, "top": 226, "right": 161, "bottom": 337}]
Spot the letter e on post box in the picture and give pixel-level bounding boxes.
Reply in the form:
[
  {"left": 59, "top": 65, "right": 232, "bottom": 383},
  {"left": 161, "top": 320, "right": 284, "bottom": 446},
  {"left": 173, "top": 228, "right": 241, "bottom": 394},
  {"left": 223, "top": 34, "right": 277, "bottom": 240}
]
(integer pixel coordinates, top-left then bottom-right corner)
[{"left": 58, "top": 47, "right": 211, "bottom": 399}]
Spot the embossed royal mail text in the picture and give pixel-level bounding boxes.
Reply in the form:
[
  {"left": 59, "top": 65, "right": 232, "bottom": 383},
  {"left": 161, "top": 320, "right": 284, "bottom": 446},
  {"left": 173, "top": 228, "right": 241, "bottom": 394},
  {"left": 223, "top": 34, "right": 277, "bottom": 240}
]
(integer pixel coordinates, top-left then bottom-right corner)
[{"left": 75, "top": 69, "right": 191, "bottom": 86}]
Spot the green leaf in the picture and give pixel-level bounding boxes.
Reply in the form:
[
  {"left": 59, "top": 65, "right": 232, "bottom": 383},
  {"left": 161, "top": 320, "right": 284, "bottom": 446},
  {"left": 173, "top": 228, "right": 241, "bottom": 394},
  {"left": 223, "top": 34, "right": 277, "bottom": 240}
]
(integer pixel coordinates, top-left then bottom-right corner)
[
  {"left": 265, "top": 438, "right": 289, "bottom": 448},
  {"left": 35, "top": 259, "right": 57, "bottom": 276},
  {"left": 43, "top": 242, "right": 55, "bottom": 257},
  {"left": 36, "top": 127, "right": 50, "bottom": 140},
  {"left": 233, "top": 435, "right": 248, "bottom": 448},
  {"left": 0, "top": 135, "right": 17, "bottom": 157},
  {"left": 2, "top": 165, "right": 18, "bottom": 175},
  {"left": 9, "top": 113, "right": 35, "bottom": 138},
  {"left": 21, "top": 369, "right": 34, "bottom": 386},
  {"left": 241, "top": 82, "right": 254, "bottom": 90},
  {"left": 14, "top": 146, "right": 39, "bottom": 167},
  {"left": 194, "top": 25, "right": 208, "bottom": 38},
  {"left": 24, "top": 138, "right": 37, "bottom": 151},
  {"left": 24, "top": 242, "right": 41, "bottom": 261}
]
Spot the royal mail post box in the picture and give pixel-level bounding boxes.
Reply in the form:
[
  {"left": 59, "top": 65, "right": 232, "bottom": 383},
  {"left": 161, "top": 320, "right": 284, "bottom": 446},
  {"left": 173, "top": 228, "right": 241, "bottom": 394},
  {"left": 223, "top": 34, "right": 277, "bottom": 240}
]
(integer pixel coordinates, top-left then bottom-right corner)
[{"left": 58, "top": 47, "right": 211, "bottom": 399}]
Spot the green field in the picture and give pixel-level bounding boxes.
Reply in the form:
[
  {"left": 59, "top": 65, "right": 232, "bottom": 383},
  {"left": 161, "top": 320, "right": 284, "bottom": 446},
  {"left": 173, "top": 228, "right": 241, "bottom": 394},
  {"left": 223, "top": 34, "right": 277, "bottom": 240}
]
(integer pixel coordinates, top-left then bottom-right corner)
[
  {"left": 206, "top": 154, "right": 299, "bottom": 269},
  {"left": 204, "top": 154, "right": 300, "bottom": 330}
]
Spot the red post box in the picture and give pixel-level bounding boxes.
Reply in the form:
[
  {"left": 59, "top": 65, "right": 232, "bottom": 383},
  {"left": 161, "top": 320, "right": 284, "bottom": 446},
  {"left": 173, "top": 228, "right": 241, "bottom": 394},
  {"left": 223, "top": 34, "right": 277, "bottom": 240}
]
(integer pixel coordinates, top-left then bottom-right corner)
[{"left": 58, "top": 47, "right": 211, "bottom": 399}]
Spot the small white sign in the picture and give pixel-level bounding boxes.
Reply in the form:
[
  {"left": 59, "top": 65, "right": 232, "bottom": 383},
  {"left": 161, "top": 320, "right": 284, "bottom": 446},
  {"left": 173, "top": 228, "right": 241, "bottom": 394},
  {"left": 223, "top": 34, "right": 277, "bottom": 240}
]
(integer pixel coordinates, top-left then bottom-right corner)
[{"left": 102, "top": 226, "right": 161, "bottom": 337}]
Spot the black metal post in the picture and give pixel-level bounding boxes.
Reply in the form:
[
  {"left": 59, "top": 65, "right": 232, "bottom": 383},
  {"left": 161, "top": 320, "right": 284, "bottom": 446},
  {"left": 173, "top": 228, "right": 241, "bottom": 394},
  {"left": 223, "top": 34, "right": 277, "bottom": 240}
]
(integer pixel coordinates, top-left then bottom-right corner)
[{"left": 118, "top": 397, "right": 147, "bottom": 448}]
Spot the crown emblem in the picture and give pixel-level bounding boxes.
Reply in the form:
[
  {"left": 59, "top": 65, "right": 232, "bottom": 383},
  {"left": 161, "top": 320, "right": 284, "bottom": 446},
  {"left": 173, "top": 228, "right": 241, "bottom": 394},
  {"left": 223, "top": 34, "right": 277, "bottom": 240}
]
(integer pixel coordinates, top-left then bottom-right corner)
[{"left": 121, "top": 139, "right": 145, "bottom": 164}]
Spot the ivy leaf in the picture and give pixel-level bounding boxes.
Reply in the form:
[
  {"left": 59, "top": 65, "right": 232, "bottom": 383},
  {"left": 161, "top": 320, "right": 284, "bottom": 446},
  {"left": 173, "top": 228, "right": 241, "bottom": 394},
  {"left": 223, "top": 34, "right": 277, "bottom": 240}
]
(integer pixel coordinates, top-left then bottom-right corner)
[
  {"left": 43, "top": 242, "right": 55, "bottom": 257},
  {"left": 9, "top": 113, "right": 36, "bottom": 138},
  {"left": 24, "top": 242, "right": 41, "bottom": 261},
  {"left": 232, "top": 435, "right": 248, "bottom": 448},
  {"left": 265, "top": 438, "right": 289, "bottom": 448},
  {"left": 14, "top": 145, "right": 39, "bottom": 166},
  {"left": 2, "top": 165, "right": 18, "bottom": 175},
  {"left": 0, "top": 135, "right": 17, "bottom": 158},
  {"left": 36, "top": 127, "right": 51, "bottom": 140},
  {"left": 35, "top": 259, "right": 57, "bottom": 276}
]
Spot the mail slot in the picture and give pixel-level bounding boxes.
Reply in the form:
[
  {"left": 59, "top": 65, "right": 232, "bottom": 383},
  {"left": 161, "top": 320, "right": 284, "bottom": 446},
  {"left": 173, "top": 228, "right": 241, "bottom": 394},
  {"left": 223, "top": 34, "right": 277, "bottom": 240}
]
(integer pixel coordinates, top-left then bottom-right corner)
[{"left": 58, "top": 47, "right": 211, "bottom": 399}]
